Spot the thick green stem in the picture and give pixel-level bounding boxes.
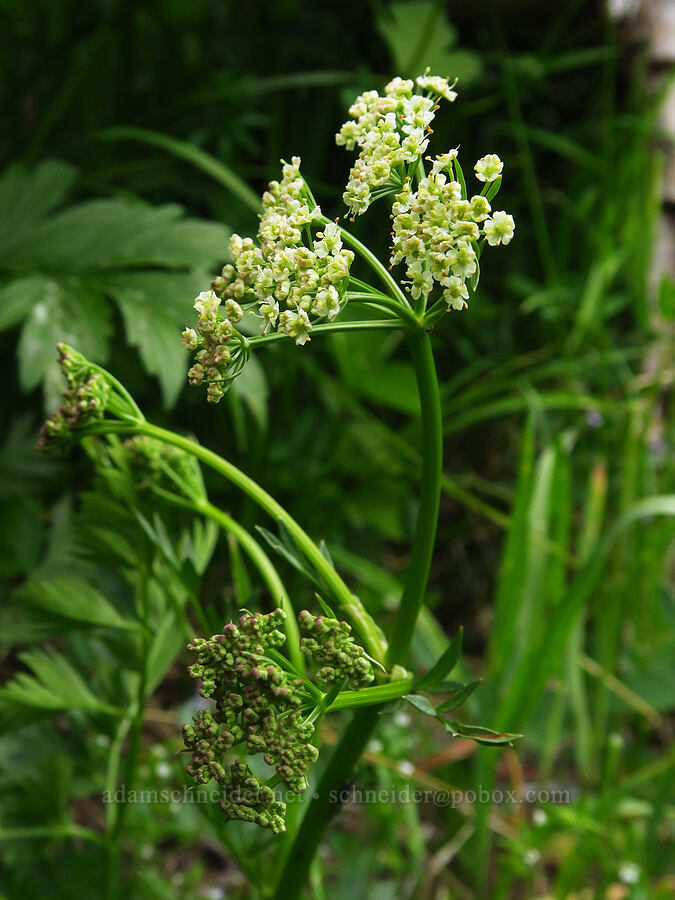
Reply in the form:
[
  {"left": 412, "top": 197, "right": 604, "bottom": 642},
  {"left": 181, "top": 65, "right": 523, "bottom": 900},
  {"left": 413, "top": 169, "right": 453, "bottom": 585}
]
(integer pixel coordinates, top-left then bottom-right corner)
[
  {"left": 386, "top": 332, "right": 443, "bottom": 667},
  {"left": 273, "top": 331, "right": 444, "bottom": 898},
  {"left": 134, "top": 423, "right": 388, "bottom": 664}
]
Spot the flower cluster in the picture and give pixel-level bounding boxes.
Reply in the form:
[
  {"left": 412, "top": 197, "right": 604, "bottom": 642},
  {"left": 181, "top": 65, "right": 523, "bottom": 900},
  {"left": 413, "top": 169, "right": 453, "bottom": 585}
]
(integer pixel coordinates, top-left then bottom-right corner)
[
  {"left": 335, "top": 74, "right": 457, "bottom": 217},
  {"left": 181, "top": 289, "right": 248, "bottom": 404},
  {"left": 183, "top": 158, "right": 356, "bottom": 402},
  {"left": 36, "top": 344, "right": 111, "bottom": 450},
  {"left": 390, "top": 154, "right": 514, "bottom": 310},
  {"left": 299, "top": 610, "right": 375, "bottom": 690},
  {"left": 182, "top": 609, "right": 318, "bottom": 832}
]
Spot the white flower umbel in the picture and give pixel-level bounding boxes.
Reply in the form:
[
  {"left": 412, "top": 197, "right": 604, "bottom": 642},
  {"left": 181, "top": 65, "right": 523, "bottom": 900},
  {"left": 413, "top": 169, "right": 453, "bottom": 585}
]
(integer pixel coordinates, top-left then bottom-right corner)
[
  {"left": 183, "top": 157, "right": 358, "bottom": 401},
  {"left": 390, "top": 150, "right": 514, "bottom": 311},
  {"left": 336, "top": 74, "right": 458, "bottom": 218}
]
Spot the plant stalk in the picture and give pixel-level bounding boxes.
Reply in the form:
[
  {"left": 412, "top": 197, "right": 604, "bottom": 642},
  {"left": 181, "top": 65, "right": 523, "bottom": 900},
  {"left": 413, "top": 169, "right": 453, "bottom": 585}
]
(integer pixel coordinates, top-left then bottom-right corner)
[
  {"left": 386, "top": 331, "right": 443, "bottom": 667},
  {"left": 272, "top": 330, "right": 443, "bottom": 898},
  {"left": 134, "top": 423, "right": 388, "bottom": 664}
]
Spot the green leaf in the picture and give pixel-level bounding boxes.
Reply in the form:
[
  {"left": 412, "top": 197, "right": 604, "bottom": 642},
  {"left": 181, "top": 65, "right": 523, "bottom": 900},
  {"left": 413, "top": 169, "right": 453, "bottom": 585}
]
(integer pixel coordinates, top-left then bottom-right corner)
[
  {"left": 0, "top": 647, "right": 121, "bottom": 717},
  {"left": 454, "top": 157, "right": 467, "bottom": 201},
  {"left": 315, "top": 594, "right": 337, "bottom": 620},
  {"left": 0, "top": 160, "right": 231, "bottom": 407},
  {"left": 403, "top": 694, "right": 437, "bottom": 716},
  {"left": 17, "top": 278, "right": 112, "bottom": 407},
  {"left": 0, "top": 276, "right": 50, "bottom": 333},
  {"left": 414, "top": 627, "right": 463, "bottom": 689},
  {"left": 377, "top": 1, "right": 481, "bottom": 83},
  {"left": 15, "top": 575, "right": 138, "bottom": 630},
  {"left": 146, "top": 613, "right": 186, "bottom": 695},
  {"left": 230, "top": 353, "right": 268, "bottom": 432},
  {"left": 255, "top": 523, "right": 318, "bottom": 584},
  {"left": 485, "top": 176, "right": 502, "bottom": 202},
  {"left": 436, "top": 680, "right": 481, "bottom": 712},
  {"left": 442, "top": 721, "right": 522, "bottom": 745},
  {"left": 105, "top": 271, "right": 202, "bottom": 407},
  {"left": 0, "top": 160, "right": 76, "bottom": 255}
]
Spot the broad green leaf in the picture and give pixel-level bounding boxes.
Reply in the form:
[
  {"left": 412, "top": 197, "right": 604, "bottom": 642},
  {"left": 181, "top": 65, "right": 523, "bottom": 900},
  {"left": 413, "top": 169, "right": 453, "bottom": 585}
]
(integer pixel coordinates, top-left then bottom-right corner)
[
  {"left": 0, "top": 160, "right": 76, "bottom": 254},
  {"left": 17, "top": 279, "right": 111, "bottom": 407},
  {"left": 1, "top": 199, "right": 228, "bottom": 272},
  {"left": 105, "top": 271, "right": 198, "bottom": 406},
  {"left": 414, "top": 627, "right": 463, "bottom": 690},
  {"left": 0, "top": 161, "right": 231, "bottom": 406},
  {"left": 15, "top": 575, "right": 137, "bottom": 630},
  {"left": 378, "top": 1, "right": 481, "bottom": 83},
  {"left": 0, "top": 276, "right": 51, "bottom": 332}
]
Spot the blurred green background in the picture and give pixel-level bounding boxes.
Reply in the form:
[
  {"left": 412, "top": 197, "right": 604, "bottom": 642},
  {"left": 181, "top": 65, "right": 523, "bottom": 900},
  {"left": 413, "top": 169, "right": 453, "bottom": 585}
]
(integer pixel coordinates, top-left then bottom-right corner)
[{"left": 0, "top": 1, "right": 673, "bottom": 898}]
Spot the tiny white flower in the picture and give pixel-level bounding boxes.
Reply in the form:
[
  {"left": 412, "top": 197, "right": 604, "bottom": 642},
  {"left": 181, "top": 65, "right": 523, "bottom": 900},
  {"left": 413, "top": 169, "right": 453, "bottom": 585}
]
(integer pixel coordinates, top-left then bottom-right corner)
[
  {"left": 523, "top": 849, "right": 540, "bottom": 867},
  {"left": 618, "top": 862, "right": 640, "bottom": 885},
  {"left": 156, "top": 761, "right": 171, "bottom": 779},
  {"left": 385, "top": 77, "right": 414, "bottom": 97},
  {"left": 431, "top": 149, "right": 459, "bottom": 176},
  {"left": 311, "top": 285, "right": 341, "bottom": 320},
  {"left": 397, "top": 760, "right": 415, "bottom": 777},
  {"left": 416, "top": 74, "right": 458, "bottom": 103},
  {"left": 532, "top": 808, "right": 547, "bottom": 826},
  {"left": 448, "top": 240, "right": 477, "bottom": 278},
  {"left": 484, "top": 210, "right": 515, "bottom": 246},
  {"left": 279, "top": 308, "right": 312, "bottom": 346},
  {"left": 474, "top": 154, "right": 503, "bottom": 183},
  {"left": 443, "top": 276, "right": 469, "bottom": 310}
]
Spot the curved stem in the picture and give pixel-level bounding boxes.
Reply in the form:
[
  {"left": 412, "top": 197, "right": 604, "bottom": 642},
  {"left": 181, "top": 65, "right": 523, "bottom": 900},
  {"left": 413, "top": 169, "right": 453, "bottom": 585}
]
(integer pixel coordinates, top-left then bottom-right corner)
[
  {"left": 150, "top": 483, "right": 304, "bottom": 671},
  {"left": 319, "top": 215, "right": 411, "bottom": 309},
  {"left": 246, "top": 319, "right": 401, "bottom": 350},
  {"left": 132, "top": 423, "right": 388, "bottom": 664},
  {"left": 195, "top": 499, "right": 305, "bottom": 674},
  {"left": 386, "top": 332, "right": 443, "bottom": 666}
]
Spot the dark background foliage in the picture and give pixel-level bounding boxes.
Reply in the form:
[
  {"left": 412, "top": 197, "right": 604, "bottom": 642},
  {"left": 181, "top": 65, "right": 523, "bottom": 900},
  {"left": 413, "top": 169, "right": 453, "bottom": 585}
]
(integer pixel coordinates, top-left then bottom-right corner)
[{"left": 0, "top": 1, "right": 673, "bottom": 898}]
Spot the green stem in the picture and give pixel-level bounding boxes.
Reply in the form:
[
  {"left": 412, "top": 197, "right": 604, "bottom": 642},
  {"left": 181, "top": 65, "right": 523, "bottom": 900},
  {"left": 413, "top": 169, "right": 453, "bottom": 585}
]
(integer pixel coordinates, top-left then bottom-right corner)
[
  {"left": 131, "top": 423, "right": 387, "bottom": 663},
  {"left": 195, "top": 499, "right": 305, "bottom": 674},
  {"left": 105, "top": 578, "right": 150, "bottom": 900},
  {"left": 246, "top": 319, "right": 402, "bottom": 350},
  {"left": 274, "top": 706, "right": 381, "bottom": 899},
  {"left": 386, "top": 332, "right": 443, "bottom": 667},
  {"left": 319, "top": 215, "right": 411, "bottom": 308},
  {"left": 273, "top": 331, "right": 444, "bottom": 898}
]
